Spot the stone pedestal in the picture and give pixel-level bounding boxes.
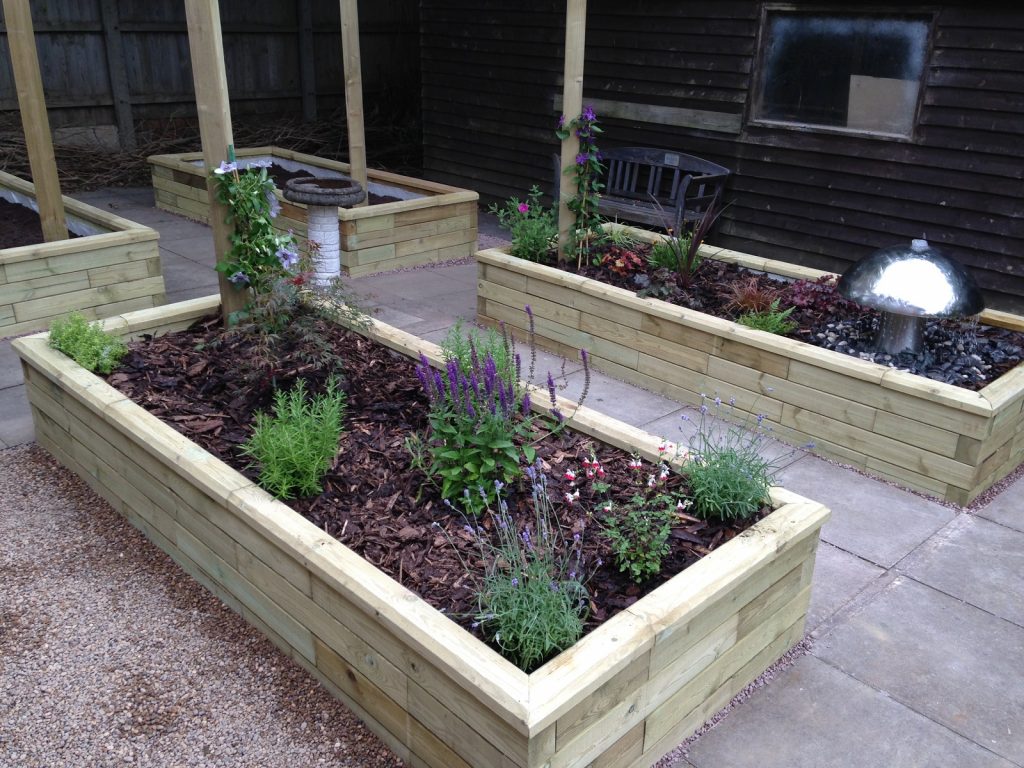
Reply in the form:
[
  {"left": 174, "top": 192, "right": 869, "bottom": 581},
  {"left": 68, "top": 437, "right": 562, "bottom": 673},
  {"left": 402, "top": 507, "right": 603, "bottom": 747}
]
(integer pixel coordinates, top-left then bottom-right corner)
[{"left": 283, "top": 176, "right": 366, "bottom": 286}]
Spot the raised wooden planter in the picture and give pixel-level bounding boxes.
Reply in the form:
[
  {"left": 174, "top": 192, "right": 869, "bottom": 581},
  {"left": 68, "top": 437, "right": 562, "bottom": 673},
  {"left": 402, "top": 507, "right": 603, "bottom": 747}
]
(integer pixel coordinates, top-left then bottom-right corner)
[
  {"left": 1, "top": 170, "right": 164, "bottom": 336},
  {"left": 148, "top": 146, "right": 478, "bottom": 277},
  {"left": 476, "top": 234, "right": 1024, "bottom": 506},
  {"left": 13, "top": 297, "right": 829, "bottom": 768}
]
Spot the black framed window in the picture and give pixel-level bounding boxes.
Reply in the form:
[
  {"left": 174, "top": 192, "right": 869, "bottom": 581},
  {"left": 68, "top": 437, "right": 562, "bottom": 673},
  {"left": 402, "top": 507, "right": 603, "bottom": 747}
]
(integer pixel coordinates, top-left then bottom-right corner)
[{"left": 754, "top": 12, "right": 929, "bottom": 137}]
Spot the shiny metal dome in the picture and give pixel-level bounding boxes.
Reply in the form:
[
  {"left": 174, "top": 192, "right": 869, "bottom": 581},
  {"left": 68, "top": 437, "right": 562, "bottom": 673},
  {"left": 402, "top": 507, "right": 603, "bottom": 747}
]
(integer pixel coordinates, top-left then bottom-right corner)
[{"left": 838, "top": 239, "right": 984, "bottom": 354}]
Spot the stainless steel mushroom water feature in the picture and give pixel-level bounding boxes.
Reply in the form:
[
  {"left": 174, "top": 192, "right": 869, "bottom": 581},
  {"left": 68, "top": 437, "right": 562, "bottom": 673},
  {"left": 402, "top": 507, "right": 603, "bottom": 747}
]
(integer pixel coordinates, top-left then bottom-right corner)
[
  {"left": 283, "top": 176, "right": 366, "bottom": 286},
  {"left": 837, "top": 239, "right": 984, "bottom": 355}
]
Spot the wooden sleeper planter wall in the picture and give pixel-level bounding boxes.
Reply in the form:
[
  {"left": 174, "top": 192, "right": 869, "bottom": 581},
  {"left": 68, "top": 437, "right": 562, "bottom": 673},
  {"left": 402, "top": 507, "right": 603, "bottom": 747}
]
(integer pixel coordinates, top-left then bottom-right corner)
[
  {"left": 14, "top": 297, "right": 829, "bottom": 768},
  {"left": 476, "top": 233, "right": 1024, "bottom": 506},
  {"left": 148, "top": 146, "right": 479, "bottom": 277},
  {"left": 0, "top": 170, "right": 165, "bottom": 336}
]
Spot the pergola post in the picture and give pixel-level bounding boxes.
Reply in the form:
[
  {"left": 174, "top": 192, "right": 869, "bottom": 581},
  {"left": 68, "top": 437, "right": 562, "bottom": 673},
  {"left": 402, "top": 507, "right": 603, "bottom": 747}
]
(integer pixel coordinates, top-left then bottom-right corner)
[
  {"left": 339, "top": 0, "right": 368, "bottom": 205},
  {"left": 2, "top": 0, "right": 67, "bottom": 242},
  {"left": 557, "top": 0, "right": 587, "bottom": 261},
  {"left": 184, "top": 0, "right": 247, "bottom": 320}
]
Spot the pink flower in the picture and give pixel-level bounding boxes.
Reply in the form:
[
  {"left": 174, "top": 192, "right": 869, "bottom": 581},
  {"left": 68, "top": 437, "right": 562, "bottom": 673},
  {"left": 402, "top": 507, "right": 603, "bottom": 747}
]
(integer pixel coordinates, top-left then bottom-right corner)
[
  {"left": 564, "top": 469, "right": 576, "bottom": 482},
  {"left": 517, "top": 202, "right": 530, "bottom": 214}
]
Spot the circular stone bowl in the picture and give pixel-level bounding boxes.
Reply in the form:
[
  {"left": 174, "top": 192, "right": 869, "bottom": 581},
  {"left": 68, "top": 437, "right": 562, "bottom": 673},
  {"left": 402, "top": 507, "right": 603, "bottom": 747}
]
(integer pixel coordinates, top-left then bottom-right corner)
[{"left": 282, "top": 176, "right": 367, "bottom": 208}]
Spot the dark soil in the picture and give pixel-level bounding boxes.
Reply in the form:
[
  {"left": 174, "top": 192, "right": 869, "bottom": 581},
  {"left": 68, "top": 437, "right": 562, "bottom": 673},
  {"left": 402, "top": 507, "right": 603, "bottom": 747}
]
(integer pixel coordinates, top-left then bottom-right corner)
[
  {"left": 105, "top": 312, "right": 767, "bottom": 666},
  {"left": 265, "top": 163, "right": 402, "bottom": 207},
  {"left": 0, "top": 198, "right": 79, "bottom": 249},
  {"left": 571, "top": 243, "right": 1024, "bottom": 391}
]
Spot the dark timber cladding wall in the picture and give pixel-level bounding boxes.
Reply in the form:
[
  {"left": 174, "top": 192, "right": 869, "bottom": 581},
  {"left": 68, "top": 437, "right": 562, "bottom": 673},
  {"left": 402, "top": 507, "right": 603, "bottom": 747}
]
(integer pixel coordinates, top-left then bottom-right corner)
[
  {"left": 420, "top": 1, "right": 1024, "bottom": 311},
  {"left": 0, "top": 0, "right": 418, "bottom": 139}
]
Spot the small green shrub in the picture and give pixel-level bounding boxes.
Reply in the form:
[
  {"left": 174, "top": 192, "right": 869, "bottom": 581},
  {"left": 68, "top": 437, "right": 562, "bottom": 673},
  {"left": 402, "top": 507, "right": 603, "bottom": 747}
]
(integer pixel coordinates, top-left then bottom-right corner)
[
  {"left": 440, "top": 467, "right": 590, "bottom": 672},
  {"left": 646, "top": 234, "right": 694, "bottom": 273},
  {"left": 684, "top": 395, "right": 779, "bottom": 521},
  {"left": 48, "top": 312, "right": 127, "bottom": 374},
  {"left": 488, "top": 186, "right": 557, "bottom": 262},
  {"left": 603, "top": 493, "right": 679, "bottom": 583},
  {"left": 736, "top": 299, "right": 798, "bottom": 335},
  {"left": 241, "top": 377, "right": 346, "bottom": 500}
]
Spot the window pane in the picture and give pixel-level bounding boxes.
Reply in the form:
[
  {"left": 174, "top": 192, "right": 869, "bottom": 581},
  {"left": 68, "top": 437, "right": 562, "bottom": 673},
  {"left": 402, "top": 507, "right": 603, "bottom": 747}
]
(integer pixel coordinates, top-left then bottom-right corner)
[{"left": 759, "top": 14, "right": 928, "bottom": 135}]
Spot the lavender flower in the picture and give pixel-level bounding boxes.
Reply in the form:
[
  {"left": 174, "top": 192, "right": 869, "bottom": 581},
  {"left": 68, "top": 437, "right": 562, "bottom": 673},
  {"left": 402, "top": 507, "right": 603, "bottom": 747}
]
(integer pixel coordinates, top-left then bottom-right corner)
[
  {"left": 511, "top": 577, "right": 519, "bottom": 587},
  {"left": 547, "top": 371, "right": 557, "bottom": 407},
  {"left": 520, "top": 391, "right": 531, "bottom": 416}
]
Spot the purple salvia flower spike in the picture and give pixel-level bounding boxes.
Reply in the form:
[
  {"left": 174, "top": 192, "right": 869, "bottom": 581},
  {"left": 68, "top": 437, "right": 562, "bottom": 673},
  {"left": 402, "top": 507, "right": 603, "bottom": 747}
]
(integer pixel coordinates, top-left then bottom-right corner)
[{"left": 521, "top": 391, "right": 531, "bottom": 415}]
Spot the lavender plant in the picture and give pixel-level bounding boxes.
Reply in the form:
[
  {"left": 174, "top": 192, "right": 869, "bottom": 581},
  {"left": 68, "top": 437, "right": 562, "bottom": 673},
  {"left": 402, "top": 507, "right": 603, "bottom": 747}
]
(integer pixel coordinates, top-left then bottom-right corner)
[
  {"left": 683, "top": 393, "right": 807, "bottom": 521},
  {"left": 556, "top": 106, "right": 605, "bottom": 269},
  {"left": 438, "top": 468, "right": 591, "bottom": 671}
]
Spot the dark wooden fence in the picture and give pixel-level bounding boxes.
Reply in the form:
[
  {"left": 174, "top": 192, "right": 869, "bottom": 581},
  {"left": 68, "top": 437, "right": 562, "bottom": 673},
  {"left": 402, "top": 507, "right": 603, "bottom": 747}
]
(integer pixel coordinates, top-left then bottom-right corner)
[
  {"left": 420, "top": 0, "right": 1024, "bottom": 311},
  {"left": 0, "top": 0, "right": 418, "bottom": 150}
]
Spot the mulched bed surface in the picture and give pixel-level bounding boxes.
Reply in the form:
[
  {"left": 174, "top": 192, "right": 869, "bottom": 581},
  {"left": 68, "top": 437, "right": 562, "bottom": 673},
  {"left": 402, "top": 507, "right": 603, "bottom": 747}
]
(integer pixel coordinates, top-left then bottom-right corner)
[
  {"left": 107, "top": 313, "right": 767, "bottom": 664},
  {"left": 571, "top": 244, "right": 1024, "bottom": 391},
  {"left": 0, "top": 197, "right": 79, "bottom": 249}
]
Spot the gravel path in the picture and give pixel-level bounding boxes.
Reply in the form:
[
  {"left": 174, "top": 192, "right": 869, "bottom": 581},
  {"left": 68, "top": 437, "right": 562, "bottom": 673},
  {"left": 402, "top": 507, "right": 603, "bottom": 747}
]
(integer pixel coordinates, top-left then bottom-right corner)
[{"left": 0, "top": 444, "right": 402, "bottom": 767}]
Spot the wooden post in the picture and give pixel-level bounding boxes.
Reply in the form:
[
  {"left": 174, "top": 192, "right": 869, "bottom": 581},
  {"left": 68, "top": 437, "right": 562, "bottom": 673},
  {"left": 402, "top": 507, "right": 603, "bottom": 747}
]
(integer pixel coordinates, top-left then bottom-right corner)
[
  {"left": 184, "top": 0, "right": 247, "bottom": 320},
  {"left": 297, "top": 0, "right": 317, "bottom": 122},
  {"left": 2, "top": 0, "right": 67, "bottom": 242},
  {"left": 99, "top": 0, "right": 137, "bottom": 151},
  {"left": 557, "top": 0, "right": 587, "bottom": 262},
  {"left": 339, "top": 0, "right": 368, "bottom": 205}
]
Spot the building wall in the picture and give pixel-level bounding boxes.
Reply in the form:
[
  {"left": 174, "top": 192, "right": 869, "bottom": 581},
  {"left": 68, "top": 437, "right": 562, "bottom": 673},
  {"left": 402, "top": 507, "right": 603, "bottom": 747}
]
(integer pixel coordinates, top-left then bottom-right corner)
[{"left": 420, "top": 1, "right": 1024, "bottom": 310}]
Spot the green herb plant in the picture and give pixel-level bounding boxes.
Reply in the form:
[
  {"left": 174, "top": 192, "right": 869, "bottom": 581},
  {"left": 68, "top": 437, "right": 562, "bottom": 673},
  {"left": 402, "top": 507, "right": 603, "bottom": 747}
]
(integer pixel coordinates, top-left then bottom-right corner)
[
  {"left": 438, "top": 466, "right": 590, "bottom": 672},
  {"left": 556, "top": 106, "right": 605, "bottom": 269},
  {"left": 604, "top": 490, "right": 681, "bottom": 583},
  {"left": 48, "top": 312, "right": 127, "bottom": 374},
  {"left": 683, "top": 394, "right": 807, "bottom": 521},
  {"left": 241, "top": 377, "right": 346, "bottom": 500},
  {"left": 736, "top": 299, "right": 798, "bottom": 335},
  {"left": 488, "top": 186, "right": 557, "bottom": 262}
]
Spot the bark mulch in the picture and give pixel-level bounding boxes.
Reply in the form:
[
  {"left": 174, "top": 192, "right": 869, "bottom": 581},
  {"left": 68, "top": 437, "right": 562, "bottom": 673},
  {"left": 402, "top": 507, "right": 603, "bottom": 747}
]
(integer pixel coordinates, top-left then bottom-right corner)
[{"left": 106, "top": 312, "right": 767, "bottom": 666}]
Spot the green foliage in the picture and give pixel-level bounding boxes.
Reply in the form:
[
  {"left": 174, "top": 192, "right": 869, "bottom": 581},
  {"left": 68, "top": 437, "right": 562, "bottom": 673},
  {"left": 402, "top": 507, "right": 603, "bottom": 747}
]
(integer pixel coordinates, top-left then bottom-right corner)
[
  {"left": 603, "top": 493, "right": 679, "bottom": 583},
  {"left": 241, "top": 377, "right": 346, "bottom": 500},
  {"left": 488, "top": 186, "right": 557, "bottom": 262},
  {"left": 556, "top": 107, "right": 605, "bottom": 267},
  {"left": 48, "top": 312, "right": 127, "bottom": 374},
  {"left": 440, "top": 319, "right": 514, "bottom": 381},
  {"left": 602, "top": 226, "right": 643, "bottom": 250},
  {"left": 684, "top": 395, "right": 779, "bottom": 521},
  {"left": 646, "top": 234, "right": 696, "bottom": 274},
  {"left": 440, "top": 469, "right": 589, "bottom": 672},
  {"left": 210, "top": 159, "right": 298, "bottom": 293},
  {"left": 736, "top": 299, "right": 798, "bottom": 335}
]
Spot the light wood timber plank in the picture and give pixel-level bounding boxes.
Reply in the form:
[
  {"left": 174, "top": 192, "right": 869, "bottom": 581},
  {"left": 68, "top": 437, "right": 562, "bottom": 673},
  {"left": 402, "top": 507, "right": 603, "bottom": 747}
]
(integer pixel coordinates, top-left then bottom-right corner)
[
  {"left": 393, "top": 201, "right": 476, "bottom": 227},
  {"left": 638, "top": 312, "right": 722, "bottom": 356},
  {"left": 0, "top": 270, "right": 91, "bottom": 305},
  {"left": 151, "top": 174, "right": 207, "bottom": 202},
  {"left": 176, "top": 524, "right": 317, "bottom": 662},
  {"left": 643, "top": 588, "right": 810, "bottom": 749},
  {"left": 718, "top": 337, "right": 791, "bottom": 379},
  {"left": 708, "top": 356, "right": 876, "bottom": 430},
  {"left": 982, "top": 364, "right": 1024, "bottom": 411},
  {"left": 13, "top": 276, "right": 166, "bottom": 323},
  {"left": 553, "top": 652, "right": 650, "bottom": 763},
  {"left": 589, "top": 721, "right": 645, "bottom": 768},
  {"left": 345, "top": 244, "right": 397, "bottom": 266},
  {"left": 481, "top": 266, "right": 529, "bottom": 293},
  {"left": 408, "top": 682, "right": 522, "bottom": 768},
  {"left": 632, "top": 619, "right": 806, "bottom": 768},
  {"left": 395, "top": 228, "right": 477, "bottom": 259},
  {"left": 315, "top": 638, "right": 410, "bottom": 748},
  {"left": 113, "top": 295, "right": 220, "bottom": 337},
  {"left": 862, "top": 457, "right": 954, "bottom": 498},
  {"left": 4, "top": 239, "right": 154, "bottom": 277},
  {"left": 345, "top": 248, "right": 459, "bottom": 277},
  {"left": 873, "top": 411, "right": 960, "bottom": 459},
  {"left": 782, "top": 404, "right": 976, "bottom": 488},
  {"left": 355, "top": 213, "right": 395, "bottom": 233},
  {"left": 87, "top": 259, "right": 155, "bottom": 287},
  {"left": 406, "top": 713, "right": 474, "bottom": 768},
  {"left": 880, "top": 368, "right": 991, "bottom": 417},
  {"left": 981, "top": 308, "right": 1024, "bottom": 333},
  {"left": 526, "top": 276, "right": 645, "bottom": 330},
  {"left": 345, "top": 215, "right": 471, "bottom": 250}
]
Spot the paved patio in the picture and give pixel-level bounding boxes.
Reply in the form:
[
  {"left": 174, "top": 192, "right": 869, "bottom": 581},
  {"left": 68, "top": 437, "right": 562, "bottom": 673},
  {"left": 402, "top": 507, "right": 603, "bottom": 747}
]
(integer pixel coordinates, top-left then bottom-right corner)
[{"left": 2, "top": 187, "right": 1022, "bottom": 767}]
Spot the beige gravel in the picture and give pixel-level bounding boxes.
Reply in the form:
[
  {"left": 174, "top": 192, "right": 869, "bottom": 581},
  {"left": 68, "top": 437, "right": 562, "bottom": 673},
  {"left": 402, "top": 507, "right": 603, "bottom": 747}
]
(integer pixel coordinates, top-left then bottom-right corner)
[{"left": 0, "top": 444, "right": 403, "bottom": 767}]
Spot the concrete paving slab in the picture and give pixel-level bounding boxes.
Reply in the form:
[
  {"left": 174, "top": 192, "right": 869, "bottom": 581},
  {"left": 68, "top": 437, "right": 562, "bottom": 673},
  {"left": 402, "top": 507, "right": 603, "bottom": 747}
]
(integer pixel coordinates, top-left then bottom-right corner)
[
  {"left": 805, "top": 542, "right": 885, "bottom": 632},
  {"left": 814, "top": 577, "right": 1024, "bottom": 764},
  {"left": 778, "top": 455, "right": 955, "bottom": 567},
  {"left": 976, "top": 475, "right": 1024, "bottom": 533},
  {"left": 0, "top": 385, "right": 34, "bottom": 446},
  {"left": 0, "top": 340, "right": 25, "bottom": 390},
  {"left": 686, "top": 655, "right": 1015, "bottom": 768},
  {"left": 160, "top": 234, "right": 217, "bottom": 264},
  {"left": 555, "top": 366, "right": 683, "bottom": 429},
  {"left": 159, "top": 253, "right": 220, "bottom": 292},
  {"left": 165, "top": 287, "right": 220, "bottom": 304},
  {"left": 902, "top": 514, "right": 1024, "bottom": 628}
]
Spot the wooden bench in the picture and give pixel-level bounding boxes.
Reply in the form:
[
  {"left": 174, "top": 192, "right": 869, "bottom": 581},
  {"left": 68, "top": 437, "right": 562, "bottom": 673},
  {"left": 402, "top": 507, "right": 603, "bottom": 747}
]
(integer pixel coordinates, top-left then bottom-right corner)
[{"left": 555, "top": 147, "right": 730, "bottom": 235}]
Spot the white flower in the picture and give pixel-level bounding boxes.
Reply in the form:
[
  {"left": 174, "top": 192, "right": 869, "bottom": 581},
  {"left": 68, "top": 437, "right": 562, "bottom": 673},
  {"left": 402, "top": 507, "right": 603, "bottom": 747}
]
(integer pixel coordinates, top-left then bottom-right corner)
[{"left": 213, "top": 160, "right": 237, "bottom": 175}]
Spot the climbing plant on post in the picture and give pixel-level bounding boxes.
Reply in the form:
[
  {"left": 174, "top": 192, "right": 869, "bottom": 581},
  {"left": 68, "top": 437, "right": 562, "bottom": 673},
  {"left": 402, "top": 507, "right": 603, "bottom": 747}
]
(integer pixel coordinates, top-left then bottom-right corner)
[{"left": 556, "top": 107, "right": 604, "bottom": 269}]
